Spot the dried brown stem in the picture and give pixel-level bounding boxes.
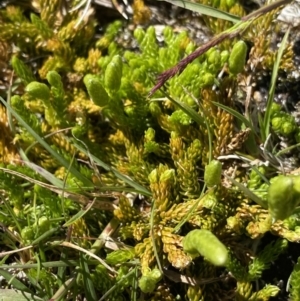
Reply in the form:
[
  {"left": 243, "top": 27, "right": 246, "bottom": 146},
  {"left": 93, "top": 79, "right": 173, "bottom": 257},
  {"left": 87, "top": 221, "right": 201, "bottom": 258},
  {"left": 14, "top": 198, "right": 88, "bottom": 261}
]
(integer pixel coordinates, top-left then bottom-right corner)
[
  {"left": 241, "top": 0, "right": 292, "bottom": 21},
  {"left": 149, "top": 30, "right": 239, "bottom": 96},
  {"left": 148, "top": 0, "right": 293, "bottom": 96}
]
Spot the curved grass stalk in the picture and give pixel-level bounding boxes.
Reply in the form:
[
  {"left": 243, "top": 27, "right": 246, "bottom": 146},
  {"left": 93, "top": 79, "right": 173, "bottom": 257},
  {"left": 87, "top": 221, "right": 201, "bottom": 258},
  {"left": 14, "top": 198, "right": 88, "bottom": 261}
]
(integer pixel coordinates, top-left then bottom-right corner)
[{"left": 149, "top": 0, "right": 293, "bottom": 96}]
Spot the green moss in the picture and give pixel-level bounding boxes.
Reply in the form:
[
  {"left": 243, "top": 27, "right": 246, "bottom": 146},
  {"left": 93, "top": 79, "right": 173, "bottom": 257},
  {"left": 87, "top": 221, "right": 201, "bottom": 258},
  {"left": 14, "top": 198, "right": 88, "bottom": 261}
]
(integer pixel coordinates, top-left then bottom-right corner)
[{"left": 0, "top": 1, "right": 299, "bottom": 300}]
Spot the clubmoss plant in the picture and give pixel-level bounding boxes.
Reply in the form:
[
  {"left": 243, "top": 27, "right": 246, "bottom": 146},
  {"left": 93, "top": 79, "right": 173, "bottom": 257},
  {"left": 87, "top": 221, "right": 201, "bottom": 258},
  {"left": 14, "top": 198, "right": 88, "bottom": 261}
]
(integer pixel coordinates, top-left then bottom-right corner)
[{"left": 0, "top": 0, "right": 300, "bottom": 300}]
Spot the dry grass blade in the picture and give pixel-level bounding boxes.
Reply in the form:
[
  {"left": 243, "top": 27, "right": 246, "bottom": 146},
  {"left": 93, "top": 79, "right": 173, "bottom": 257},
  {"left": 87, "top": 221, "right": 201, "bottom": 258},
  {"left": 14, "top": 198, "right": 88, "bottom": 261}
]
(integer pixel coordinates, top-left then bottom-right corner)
[
  {"left": 59, "top": 241, "right": 117, "bottom": 273},
  {"left": 149, "top": 29, "right": 240, "bottom": 95},
  {"left": 0, "top": 167, "right": 117, "bottom": 211},
  {"left": 0, "top": 245, "right": 33, "bottom": 258}
]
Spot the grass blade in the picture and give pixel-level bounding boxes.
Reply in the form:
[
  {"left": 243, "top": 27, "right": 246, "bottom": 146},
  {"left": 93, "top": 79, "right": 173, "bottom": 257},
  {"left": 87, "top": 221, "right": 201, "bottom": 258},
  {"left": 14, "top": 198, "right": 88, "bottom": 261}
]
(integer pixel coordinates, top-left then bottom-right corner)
[
  {"left": 24, "top": 161, "right": 66, "bottom": 189},
  {"left": 224, "top": 174, "right": 268, "bottom": 208},
  {"left": 161, "top": 0, "right": 241, "bottom": 23},
  {"left": 0, "top": 260, "right": 99, "bottom": 270},
  {"left": 59, "top": 241, "right": 116, "bottom": 273},
  {"left": 50, "top": 277, "right": 76, "bottom": 301},
  {"left": 0, "top": 269, "right": 33, "bottom": 293},
  {"left": 0, "top": 96, "right": 93, "bottom": 188},
  {"left": 156, "top": 93, "right": 206, "bottom": 126},
  {"left": 79, "top": 253, "right": 97, "bottom": 301},
  {"left": 212, "top": 101, "right": 255, "bottom": 133},
  {"left": 71, "top": 139, "right": 152, "bottom": 196},
  {"left": 63, "top": 199, "right": 95, "bottom": 227},
  {"left": 262, "top": 26, "right": 291, "bottom": 141}
]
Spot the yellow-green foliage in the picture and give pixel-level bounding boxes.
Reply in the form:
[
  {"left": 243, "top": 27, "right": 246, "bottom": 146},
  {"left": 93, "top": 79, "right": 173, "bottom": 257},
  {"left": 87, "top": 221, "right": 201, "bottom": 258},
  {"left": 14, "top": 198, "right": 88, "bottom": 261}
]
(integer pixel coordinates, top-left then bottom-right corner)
[{"left": 1, "top": 1, "right": 300, "bottom": 300}]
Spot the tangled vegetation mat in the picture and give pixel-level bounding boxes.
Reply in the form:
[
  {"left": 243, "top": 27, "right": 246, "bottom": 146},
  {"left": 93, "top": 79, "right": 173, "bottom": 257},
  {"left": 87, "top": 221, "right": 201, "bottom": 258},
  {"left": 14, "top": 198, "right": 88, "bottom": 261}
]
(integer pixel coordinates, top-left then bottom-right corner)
[{"left": 1, "top": 0, "right": 300, "bottom": 300}]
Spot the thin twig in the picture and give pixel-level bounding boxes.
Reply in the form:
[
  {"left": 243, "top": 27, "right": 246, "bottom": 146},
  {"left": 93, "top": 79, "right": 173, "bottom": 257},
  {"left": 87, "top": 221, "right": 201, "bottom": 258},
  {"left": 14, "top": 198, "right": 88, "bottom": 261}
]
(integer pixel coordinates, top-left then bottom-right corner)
[
  {"left": 149, "top": 30, "right": 239, "bottom": 96},
  {"left": 241, "top": 0, "right": 292, "bottom": 21},
  {"left": 148, "top": 0, "right": 293, "bottom": 96}
]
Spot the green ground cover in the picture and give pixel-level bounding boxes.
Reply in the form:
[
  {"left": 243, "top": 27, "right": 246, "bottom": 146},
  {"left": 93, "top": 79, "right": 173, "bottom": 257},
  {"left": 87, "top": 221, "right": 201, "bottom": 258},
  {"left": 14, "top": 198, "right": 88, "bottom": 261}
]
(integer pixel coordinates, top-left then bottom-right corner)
[{"left": 1, "top": 0, "right": 300, "bottom": 300}]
